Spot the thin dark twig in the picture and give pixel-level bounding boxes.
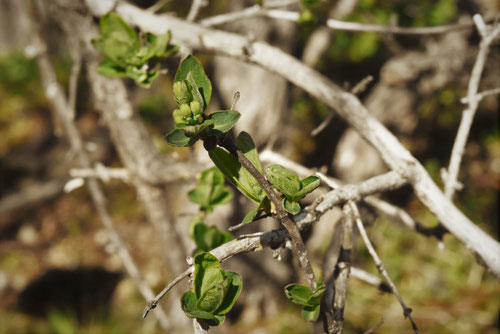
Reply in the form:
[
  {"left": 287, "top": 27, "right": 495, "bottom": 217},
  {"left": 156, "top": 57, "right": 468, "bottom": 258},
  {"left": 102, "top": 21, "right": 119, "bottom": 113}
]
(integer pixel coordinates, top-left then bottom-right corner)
[
  {"left": 218, "top": 135, "right": 317, "bottom": 290},
  {"left": 143, "top": 267, "right": 193, "bottom": 318},
  {"left": 231, "top": 91, "right": 240, "bottom": 110},
  {"left": 312, "top": 75, "right": 373, "bottom": 136},
  {"left": 349, "top": 201, "right": 419, "bottom": 334}
]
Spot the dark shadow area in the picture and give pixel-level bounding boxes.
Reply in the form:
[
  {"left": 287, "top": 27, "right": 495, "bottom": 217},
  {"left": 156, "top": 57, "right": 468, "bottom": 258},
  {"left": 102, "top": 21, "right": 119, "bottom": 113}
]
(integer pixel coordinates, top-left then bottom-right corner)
[{"left": 18, "top": 267, "right": 123, "bottom": 323}]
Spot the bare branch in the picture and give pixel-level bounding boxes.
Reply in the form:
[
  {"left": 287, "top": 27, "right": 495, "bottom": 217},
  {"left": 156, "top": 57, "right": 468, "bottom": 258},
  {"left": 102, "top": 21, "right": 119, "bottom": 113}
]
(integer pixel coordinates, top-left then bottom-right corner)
[
  {"left": 69, "top": 163, "right": 130, "bottom": 182},
  {"left": 113, "top": 4, "right": 500, "bottom": 277},
  {"left": 444, "top": 16, "right": 500, "bottom": 199},
  {"left": 201, "top": 6, "right": 479, "bottom": 35},
  {"left": 348, "top": 202, "right": 419, "bottom": 334}
]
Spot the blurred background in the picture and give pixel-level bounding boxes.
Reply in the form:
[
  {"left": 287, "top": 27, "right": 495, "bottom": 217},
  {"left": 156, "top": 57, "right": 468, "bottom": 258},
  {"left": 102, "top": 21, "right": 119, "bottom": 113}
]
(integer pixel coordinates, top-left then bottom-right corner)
[{"left": 0, "top": 0, "right": 498, "bottom": 333}]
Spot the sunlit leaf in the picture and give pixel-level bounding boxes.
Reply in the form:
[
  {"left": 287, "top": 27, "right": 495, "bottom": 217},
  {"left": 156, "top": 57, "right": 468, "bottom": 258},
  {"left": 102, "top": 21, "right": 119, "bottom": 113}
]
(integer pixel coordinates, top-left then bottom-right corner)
[{"left": 174, "top": 55, "right": 212, "bottom": 109}]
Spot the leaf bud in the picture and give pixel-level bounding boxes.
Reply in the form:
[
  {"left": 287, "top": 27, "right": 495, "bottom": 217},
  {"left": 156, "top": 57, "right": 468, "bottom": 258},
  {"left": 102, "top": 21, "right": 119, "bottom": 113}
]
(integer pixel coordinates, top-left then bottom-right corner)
[
  {"left": 173, "top": 81, "right": 190, "bottom": 105},
  {"left": 180, "top": 103, "right": 192, "bottom": 118},
  {"left": 173, "top": 109, "right": 186, "bottom": 124},
  {"left": 190, "top": 100, "right": 202, "bottom": 115}
]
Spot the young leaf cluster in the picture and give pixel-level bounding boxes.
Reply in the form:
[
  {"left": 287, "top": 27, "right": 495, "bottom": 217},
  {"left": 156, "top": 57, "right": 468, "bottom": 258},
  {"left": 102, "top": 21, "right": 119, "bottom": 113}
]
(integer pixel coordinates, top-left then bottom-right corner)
[
  {"left": 285, "top": 281, "right": 326, "bottom": 321},
  {"left": 188, "top": 167, "right": 233, "bottom": 212},
  {"left": 92, "top": 13, "right": 177, "bottom": 87},
  {"left": 265, "top": 165, "right": 320, "bottom": 214},
  {"left": 165, "top": 56, "right": 240, "bottom": 146},
  {"left": 189, "top": 218, "right": 233, "bottom": 256},
  {"left": 181, "top": 253, "right": 242, "bottom": 326},
  {"left": 187, "top": 167, "right": 234, "bottom": 255}
]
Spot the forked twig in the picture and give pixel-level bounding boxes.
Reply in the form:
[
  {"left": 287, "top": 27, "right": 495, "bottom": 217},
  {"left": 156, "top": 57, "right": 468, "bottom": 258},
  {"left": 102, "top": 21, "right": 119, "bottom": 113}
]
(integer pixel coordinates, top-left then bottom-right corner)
[
  {"left": 443, "top": 15, "right": 500, "bottom": 199},
  {"left": 348, "top": 201, "right": 419, "bottom": 333}
]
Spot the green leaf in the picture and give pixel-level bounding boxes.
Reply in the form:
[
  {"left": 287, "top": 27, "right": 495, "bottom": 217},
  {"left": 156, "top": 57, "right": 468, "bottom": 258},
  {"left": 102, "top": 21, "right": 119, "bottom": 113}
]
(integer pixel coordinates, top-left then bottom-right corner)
[
  {"left": 266, "top": 165, "right": 301, "bottom": 198},
  {"left": 190, "top": 222, "right": 233, "bottom": 255},
  {"left": 96, "top": 59, "right": 128, "bottom": 77},
  {"left": 283, "top": 198, "right": 301, "bottom": 215},
  {"left": 236, "top": 132, "right": 263, "bottom": 173},
  {"left": 208, "top": 148, "right": 265, "bottom": 203},
  {"left": 193, "top": 253, "right": 224, "bottom": 300},
  {"left": 239, "top": 196, "right": 271, "bottom": 226},
  {"left": 302, "top": 304, "right": 320, "bottom": 321},
  {"left": 307, "top": 283, "right": 326, "bottom": 306},
  {"left": 215, "top": 271, "right": 243, "bottom": 315},
  {"left": 164, "top": 128, "right": 199, "bottom": 147},
  {"left": 185, "top": 72, "right": 205, "bottom": 108},
  {"left": 92, "top": 13, "right": 140, "bottom": 65},
  {"left": 174, "top": 55, "right": 212, "bottom": 109},
  {"left": 284, "top": 284, "right": 313, "bottom": 306},
  {"left": 180, "top": 291, "right": 218, "bottom": 320},
  {"left": 191, "top": 221, "right": 208, "bottom": 254},
  {"left": 209, "top": 314, "right": 225, "bottom": 326},
  {"left": 241, "top": 206, "right": 260, "bottom": 226},
  {"left": 196, "top": 277, "right": 229, "bottom": 313},
  {"left": 206, "top": 110, "right": 241, "bottom": 135},
  {"left": 293, "top": 175, "right": 320, "bottom": 201},
  {"left": 146, "top": 31, "right": 171, "bottom": 58},
  {"left": 189, "top": 167, "right": 233, "bottom": 211}
]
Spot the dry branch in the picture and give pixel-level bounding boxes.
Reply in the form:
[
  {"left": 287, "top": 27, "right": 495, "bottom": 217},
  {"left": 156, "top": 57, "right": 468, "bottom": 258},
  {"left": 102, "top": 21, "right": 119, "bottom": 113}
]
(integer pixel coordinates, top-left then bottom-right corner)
[{"left": 443, "top": 15, "right": 500, "bottom": 199}]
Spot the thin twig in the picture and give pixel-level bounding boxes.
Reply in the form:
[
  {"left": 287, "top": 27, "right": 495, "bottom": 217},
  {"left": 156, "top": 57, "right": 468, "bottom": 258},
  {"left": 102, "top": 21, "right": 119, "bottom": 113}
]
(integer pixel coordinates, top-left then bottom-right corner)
[
  {"left": 364, "top": 196, "right": 448, "bottom": 242},
  {"left": 349, "top": 201, "right": 419, "bottom": 334},
  {"left": 186, "top": 0, "right": 207, "bottom": 22},
  {"left": 70, "top": 164, "right": 130, "bottom": 182},
  {"left": 351, "top": 75, "right": 374, "bottom": 95},
  {"left": 68, "top": 46, "right": 81, "bottom": 119},
  {"left": 201, "top": 6, "right": 480, "bottom": 35},
  {"left": 443, "top": 16, "right": 500, "bottom": 200},
  {"left": 231, "top": 91, "right": 240, "bottom": 110},
  {"left": 460, "top": 87, "right": 500, "bottom": 104},
  {"left": 143, "top": 267, "right": 193, "bottom": 318},
  {"left": 312, "top": 75, "right": 373, "bottom": 136}
]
